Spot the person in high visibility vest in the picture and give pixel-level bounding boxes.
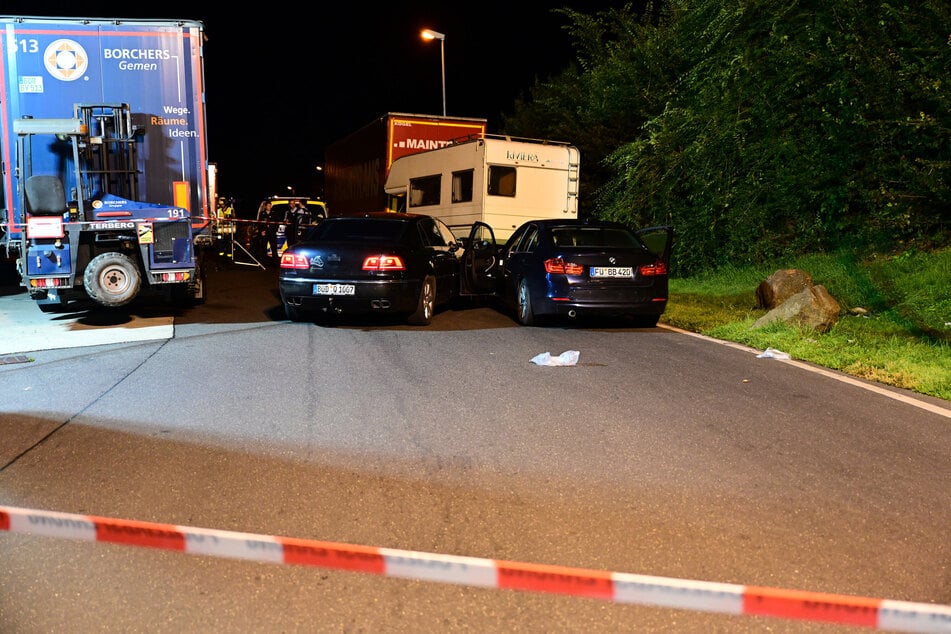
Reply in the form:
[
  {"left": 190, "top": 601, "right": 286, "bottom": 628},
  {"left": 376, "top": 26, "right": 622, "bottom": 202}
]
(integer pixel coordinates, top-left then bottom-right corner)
[{"left": 215, "top": 197, "right": 236, "bottom": 260}]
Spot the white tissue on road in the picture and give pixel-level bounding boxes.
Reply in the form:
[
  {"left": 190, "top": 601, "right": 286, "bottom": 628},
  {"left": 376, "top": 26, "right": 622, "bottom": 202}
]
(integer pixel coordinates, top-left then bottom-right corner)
[
  {"left": 757, "top": 347, "right": 791, "bottom": 360},
  {"left": 530, "top": 350, "right": 580, "bottom": 366}
]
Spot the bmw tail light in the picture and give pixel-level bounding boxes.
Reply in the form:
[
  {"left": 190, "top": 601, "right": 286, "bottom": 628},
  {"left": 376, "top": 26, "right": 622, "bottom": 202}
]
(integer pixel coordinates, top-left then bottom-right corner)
[
  {"left": 363, "top": 255, "right": 406, "bottom": 271},
  {"left": 544, "top": 257, "right": 583, "bottom": 275},
  {"left": 280, "top": 252, "right": 310, "bottom": 269},
  {"left": 638, "top": 260, "right": 668, "bottom": 276}
]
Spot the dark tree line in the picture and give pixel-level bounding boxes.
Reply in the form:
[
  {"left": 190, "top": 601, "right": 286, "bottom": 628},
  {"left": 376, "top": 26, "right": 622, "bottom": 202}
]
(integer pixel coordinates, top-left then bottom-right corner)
[{"left": 501, "top": 1, "right": 951, "bottom": 275}]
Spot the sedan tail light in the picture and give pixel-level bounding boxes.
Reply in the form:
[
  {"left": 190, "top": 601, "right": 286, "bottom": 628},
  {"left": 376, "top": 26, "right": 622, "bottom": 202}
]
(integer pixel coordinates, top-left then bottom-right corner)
[
  {"left": 638, "top": 260, "right": 668, "bottom": 276},
  {"left": 363, "top": 255, "right": 406, "bottom": 271},
  {"left": 280, "top": 253, "right": 310, "bottom": 269},
  {"left": 544, "top": 257, "right": 584, "bottom": 275}
]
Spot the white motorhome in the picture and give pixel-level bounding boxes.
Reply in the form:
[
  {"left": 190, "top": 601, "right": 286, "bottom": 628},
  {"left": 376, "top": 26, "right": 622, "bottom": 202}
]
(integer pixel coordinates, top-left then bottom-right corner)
[{"left": 383, "top": 135, "right": 580, "bottom": 241}]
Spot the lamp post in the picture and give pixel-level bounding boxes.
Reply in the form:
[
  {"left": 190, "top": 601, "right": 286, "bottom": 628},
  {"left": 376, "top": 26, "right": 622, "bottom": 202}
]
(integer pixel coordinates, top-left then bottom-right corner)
[{"left": 421, "top": 29, "right": 446, "bottom": 116}]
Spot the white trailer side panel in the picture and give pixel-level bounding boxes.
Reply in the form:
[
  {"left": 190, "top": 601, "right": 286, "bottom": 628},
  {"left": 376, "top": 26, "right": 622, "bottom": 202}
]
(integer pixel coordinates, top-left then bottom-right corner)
[{"left": 384, "top": 136, "right": 579, "bottom": 241}]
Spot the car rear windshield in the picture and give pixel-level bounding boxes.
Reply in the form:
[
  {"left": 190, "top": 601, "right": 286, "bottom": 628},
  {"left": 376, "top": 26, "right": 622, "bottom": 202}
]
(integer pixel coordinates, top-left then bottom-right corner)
[
  {"left": 550, "top": 227, "right": 640, "bottom": 248},
  {"left": 311, "top": 218, "right": 409, "bottom": 243}
]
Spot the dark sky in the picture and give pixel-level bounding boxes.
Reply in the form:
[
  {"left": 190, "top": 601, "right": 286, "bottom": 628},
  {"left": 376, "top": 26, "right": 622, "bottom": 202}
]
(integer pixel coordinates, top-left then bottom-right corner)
[{"left": 4, "top": 2, "right": 623, "bottom": 210}]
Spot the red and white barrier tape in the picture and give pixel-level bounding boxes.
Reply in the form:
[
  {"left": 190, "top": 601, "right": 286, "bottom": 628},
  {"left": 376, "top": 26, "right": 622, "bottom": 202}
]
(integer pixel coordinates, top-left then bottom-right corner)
[{"left": 2, "top": 505, "right": 948, "bottom": 632}]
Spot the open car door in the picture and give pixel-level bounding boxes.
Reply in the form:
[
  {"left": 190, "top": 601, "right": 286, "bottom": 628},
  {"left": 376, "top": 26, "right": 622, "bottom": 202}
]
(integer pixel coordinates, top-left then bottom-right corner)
[
  {"left": 636, "top": 225, "right": 674, "bottom": 270},
  {"left": 460, "top": 221, "right": 499, "bottom": 295}
]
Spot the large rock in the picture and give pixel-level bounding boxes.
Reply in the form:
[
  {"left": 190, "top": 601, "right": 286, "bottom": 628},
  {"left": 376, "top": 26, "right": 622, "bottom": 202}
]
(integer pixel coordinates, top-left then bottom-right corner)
[
  {"left": 752, "top": 284, "right": 841, "bottom": 332},
  {"left": 755, "top": 269, "right": 814, "bottom": 309}
]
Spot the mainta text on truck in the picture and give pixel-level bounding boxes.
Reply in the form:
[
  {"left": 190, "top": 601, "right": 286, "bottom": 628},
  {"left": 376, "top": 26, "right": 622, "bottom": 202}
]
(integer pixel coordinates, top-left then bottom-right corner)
[
  {"left": 323, "top": 112, "right": 487, "bottom": 216},
  {"left": 0, "top": 15, "right": 214, "bottom": 312},
  {"left": 384, "top": 134, "right": 580, "bottom": 241}
]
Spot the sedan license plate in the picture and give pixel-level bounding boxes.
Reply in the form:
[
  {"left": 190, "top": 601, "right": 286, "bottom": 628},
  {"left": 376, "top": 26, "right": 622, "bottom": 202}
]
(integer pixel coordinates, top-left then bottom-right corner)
[
  {"left": 314, "top": 283, "right": 355, "bottom": 296},
  {"left": 590, "top": 266, "right": 633, "bottom": 278}
]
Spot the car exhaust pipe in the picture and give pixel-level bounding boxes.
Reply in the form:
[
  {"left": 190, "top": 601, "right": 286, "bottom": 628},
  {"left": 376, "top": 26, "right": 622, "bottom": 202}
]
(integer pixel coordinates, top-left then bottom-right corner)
[{"left": 568, "top": 309, "right": 577, "bottom": 318}]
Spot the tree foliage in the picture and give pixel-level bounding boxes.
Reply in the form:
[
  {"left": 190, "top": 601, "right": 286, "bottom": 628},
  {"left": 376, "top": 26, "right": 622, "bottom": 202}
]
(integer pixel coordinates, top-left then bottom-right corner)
[{"left": 501, "top": 1, "right": 951, "bottom": 275}]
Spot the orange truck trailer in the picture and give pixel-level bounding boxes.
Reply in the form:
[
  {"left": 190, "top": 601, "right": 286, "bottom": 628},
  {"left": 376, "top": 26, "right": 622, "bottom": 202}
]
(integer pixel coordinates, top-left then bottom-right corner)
[{"left": 323, "top": 112, "right": 487, "bottom": 216}]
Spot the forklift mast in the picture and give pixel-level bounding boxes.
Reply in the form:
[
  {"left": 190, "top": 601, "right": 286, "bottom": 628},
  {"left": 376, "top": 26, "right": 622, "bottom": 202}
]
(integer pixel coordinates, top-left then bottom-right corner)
[{"left": 14, "top": 103, "right": 143, "bottom": 219}]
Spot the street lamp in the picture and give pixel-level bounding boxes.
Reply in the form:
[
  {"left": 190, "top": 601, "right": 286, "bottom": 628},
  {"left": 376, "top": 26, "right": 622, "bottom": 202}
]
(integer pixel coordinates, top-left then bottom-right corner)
[{"left": 421, "top": 29, "right": 446, "bottom": 116}]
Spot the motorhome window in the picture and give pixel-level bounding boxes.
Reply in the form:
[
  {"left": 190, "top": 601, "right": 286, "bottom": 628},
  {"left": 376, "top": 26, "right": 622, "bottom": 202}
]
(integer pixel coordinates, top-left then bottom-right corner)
[
  {"left": 487, "top": 166, "right": 516, "bottom": 197},
  {"left": 451, "top": 169, "right": 474, "bottom": 203},
  {"left": 409, "top": 174, "right": 441, "bottom": 207}
]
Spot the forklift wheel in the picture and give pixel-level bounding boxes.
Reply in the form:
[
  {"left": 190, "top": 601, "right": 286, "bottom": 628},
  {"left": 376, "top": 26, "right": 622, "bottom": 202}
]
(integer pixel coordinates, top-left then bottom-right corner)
[{"left": 83, "top": 252, "right": 141, "bottom": 308}]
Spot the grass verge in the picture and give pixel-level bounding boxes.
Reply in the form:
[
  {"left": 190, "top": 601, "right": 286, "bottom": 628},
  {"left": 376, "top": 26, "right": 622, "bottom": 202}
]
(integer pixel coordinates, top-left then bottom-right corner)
[{"left": 661, "top": 247, "right": 951, "bottom": 401}]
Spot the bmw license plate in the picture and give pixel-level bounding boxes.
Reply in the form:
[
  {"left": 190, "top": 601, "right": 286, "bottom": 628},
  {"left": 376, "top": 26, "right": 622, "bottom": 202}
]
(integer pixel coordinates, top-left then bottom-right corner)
[
  {"left": 314, "top": 283, "right": 355, "bottom": 295},
  {"left": 590, "top": 266, "right": 633, "bottom": 278}
]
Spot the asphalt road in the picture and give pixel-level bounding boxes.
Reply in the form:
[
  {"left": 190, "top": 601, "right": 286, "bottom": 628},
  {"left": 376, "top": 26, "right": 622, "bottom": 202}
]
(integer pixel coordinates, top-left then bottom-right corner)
[{"left": 1, "top": 261, "right": 949, "bottom": 633}]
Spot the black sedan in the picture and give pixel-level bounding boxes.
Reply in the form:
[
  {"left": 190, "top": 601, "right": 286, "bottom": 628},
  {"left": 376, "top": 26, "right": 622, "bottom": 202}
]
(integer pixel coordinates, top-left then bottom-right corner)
[
  {"left": 278, "top": 212, "right": 462, "bottom": 325},
  {"left": 462, "top": 218, "right": 673, "bottom": 327}
]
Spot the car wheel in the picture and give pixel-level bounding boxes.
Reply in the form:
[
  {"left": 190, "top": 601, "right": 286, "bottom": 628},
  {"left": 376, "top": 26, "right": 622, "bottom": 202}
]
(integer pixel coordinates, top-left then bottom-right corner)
[
  {"left": 83, "top": 252, "right": 141, "bottom": 308},
  {"left": 408, "top": 275, "right": 436, "bottom": 325},
  {"left": 516, "top": 278, "right": 535, "bottom": 326}
]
